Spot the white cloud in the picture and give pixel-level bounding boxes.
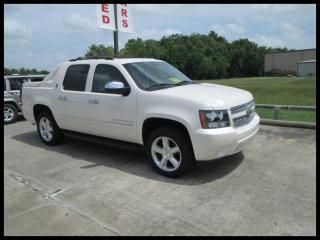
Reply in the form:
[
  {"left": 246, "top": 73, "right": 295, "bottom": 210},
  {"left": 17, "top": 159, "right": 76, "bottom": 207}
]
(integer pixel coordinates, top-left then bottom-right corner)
[
  {"left": 136, "top": 28, "right": 181, "bottom": 40},
  {"left": 248, "top": 22, "right": 315, "bottom": 49},
  {"left": 211, "top": 23, "right": 245, "bottom": 39},
  {"left": 4, "top": 18, "right": 32, "bottom": 46},
  {"left": 249, "top": 4, "right": 315, "bottom": 14},
  {"left": 5, "top": 50, "right": 71, "bottom": 70},
  {"left": 131, "top": 4, "right": 185, "bottom": 16},
  {"left": 280, "top": 23, "right": 304, "bottom": 37},
  {"left": 249, "top": 34, "right": 285, "bottom": 48},
  {"left": 211, "top": 24, "right": 226, "bottom": 36},
  {"left": 4, "top": 4, "right": 23, "bottom": 13},
  {"left": 226, "top": 23, "right": 245, "bottom": 35},
  {"left": 63, "top": 14, "right": 95, "bottom": 30},
  {"left": 249, "top": 4, "right": 316, "bottom": 23}
]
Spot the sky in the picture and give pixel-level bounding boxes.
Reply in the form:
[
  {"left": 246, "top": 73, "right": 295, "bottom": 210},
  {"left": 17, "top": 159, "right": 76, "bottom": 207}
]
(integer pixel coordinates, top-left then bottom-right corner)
[{"left": 4, "top": 4, "right": 316, "bottom": 71}]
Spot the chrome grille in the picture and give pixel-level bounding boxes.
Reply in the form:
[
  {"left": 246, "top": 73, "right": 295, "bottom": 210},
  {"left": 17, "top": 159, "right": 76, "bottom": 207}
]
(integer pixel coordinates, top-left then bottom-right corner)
[
  {"left": 231, "top": 99, "right": 255, "bottom": 114},
  {"left": 231, "top": 99, "right": 255, "bottom": 127},
  {"left": 233, "top": 112, "right": 255, "bottom": 127}
]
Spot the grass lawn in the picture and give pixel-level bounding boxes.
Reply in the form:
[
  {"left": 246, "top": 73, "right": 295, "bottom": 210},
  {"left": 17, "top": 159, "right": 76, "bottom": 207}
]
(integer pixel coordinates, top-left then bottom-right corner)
[{"left": 200, "top": 76, "right": 316, "bottom": 122}]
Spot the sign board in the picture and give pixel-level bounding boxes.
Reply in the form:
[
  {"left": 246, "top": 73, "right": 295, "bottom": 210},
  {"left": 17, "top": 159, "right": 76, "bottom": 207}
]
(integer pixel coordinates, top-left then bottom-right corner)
[
  {"left": 96, "top": 4, "right": 133, "bottom": 33},
  {"left": 96, "top": 4, "right": 116, "bottom": 30},
  {"left": 116, "top": 4, "right": 134, "bottom": 33}
]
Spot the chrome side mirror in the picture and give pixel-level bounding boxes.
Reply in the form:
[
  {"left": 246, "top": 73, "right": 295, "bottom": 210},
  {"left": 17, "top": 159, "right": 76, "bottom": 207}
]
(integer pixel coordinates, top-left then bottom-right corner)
[{"left": 104, "top": 81, "right": 130, "bottom": 96}]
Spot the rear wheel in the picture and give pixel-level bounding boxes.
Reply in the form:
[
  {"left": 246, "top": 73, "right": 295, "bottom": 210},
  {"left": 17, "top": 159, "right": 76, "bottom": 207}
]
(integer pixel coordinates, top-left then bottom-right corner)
[
  {"left": 146, "top": 127, "right": 195, "bottom": 177},
  {"left": 36, "top": 111, "right": 63, "bottom": 145},
  {"left": 4, "top": 104, "right": 18, "bottom": 124}
]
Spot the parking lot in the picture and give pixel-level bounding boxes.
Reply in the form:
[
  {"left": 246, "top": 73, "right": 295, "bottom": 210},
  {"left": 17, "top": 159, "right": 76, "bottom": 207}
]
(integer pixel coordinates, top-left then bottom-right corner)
[{"left": 4, "top": 119, "right": 316, "bottom": 236}]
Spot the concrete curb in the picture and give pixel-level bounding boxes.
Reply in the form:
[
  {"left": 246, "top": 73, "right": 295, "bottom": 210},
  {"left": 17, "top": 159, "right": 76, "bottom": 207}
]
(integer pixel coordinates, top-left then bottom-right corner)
[{"left": 260, "top": 119, "right": 316, "bottom": 129}]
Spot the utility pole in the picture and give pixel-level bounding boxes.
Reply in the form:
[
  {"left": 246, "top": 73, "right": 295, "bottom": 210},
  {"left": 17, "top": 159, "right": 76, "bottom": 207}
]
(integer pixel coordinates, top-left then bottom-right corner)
[{"left": 113, "top": 4, "right": 119, "bottom": 56}]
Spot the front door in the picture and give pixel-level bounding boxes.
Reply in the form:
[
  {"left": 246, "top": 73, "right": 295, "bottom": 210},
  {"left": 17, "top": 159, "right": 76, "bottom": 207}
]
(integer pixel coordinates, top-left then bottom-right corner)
[{"left": 85, "top": 64, "right": 137, "bottom": 143}]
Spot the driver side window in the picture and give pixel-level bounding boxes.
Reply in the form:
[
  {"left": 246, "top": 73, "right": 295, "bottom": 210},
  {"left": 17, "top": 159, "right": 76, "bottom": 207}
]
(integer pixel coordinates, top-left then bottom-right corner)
[{"left": 92, "top": 64, "right": 128, "bottom": 93}]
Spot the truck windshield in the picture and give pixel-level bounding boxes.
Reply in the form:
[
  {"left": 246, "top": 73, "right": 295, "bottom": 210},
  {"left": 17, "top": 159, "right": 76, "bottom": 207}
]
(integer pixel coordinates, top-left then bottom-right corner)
[{"left": 123, "top": 61, "right": 192, "bottom": 90}]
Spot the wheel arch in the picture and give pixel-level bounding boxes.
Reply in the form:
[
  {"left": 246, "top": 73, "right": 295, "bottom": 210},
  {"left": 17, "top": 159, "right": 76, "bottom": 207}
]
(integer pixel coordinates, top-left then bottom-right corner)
[
  {"left": 33, "top": 104, "right": 54, "bottom": 121},
  {"left": 4, "top": 100, "right": 20, "bottom": 112},
  {"left": 142, "top": 117, "right": 193, "bottom": 150}
]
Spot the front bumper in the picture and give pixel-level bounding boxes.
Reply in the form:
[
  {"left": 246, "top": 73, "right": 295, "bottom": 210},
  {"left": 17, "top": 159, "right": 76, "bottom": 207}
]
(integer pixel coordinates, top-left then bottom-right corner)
[{"left": 191, "top": 114, "right": 260, "bottom": 161}]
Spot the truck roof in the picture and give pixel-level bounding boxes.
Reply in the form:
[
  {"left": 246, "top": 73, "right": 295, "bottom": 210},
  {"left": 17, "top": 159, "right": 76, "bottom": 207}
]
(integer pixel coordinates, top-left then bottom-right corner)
[{"left": 65, "top": 57, "right": 163, "bottom": 65}]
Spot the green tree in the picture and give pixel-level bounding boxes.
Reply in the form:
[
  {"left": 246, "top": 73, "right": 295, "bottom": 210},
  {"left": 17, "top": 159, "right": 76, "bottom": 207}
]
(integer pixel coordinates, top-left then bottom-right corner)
[
  {"left": 4, "top": 67, "right": 49, "bottom": 75},
  {"left": 85, "top": 44, "right": 114, "bottom": 58},
  {"left": 86, "top": 32, "right": 290, "bottom": 80}
]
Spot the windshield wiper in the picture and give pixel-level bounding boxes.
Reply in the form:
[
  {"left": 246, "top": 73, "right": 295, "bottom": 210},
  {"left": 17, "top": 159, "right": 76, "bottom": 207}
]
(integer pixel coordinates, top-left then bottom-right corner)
[
  {"left": 145, "top": 81, "right": 195, "bottom": 90},
  {"left": 174, "top": 80, "right": 194, "bottom": 86},
  {"left": 145, "top": 83, "right": 177, "bottom": 90}
]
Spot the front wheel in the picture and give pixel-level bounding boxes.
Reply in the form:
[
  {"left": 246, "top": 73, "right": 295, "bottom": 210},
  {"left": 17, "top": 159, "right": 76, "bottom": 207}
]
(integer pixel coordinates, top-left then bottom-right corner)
[{"left": 146, "top": 127, "right": 195, "bottom": 178}]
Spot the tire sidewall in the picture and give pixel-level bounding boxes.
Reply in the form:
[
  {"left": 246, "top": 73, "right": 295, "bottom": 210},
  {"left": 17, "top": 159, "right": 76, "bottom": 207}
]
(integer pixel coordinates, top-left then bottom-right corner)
[
  {"left": 4, "top": 104, "right": 18, "bottom": 124},
  {"left": 146, "top": 127, "right": 194, "bottom": 178},
  {"left": 36, "top": 111, "right": 63, "bottom": 145}
]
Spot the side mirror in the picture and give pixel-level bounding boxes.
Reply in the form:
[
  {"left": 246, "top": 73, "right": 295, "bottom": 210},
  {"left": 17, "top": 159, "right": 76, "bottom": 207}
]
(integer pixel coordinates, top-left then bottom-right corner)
[{"left": 104, "top": 81, "right": 130, "bottom": 96}]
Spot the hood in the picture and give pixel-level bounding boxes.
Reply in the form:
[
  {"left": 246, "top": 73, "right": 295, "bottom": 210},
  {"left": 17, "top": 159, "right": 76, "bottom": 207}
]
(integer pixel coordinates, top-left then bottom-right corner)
[{"left": 154, "top": 83, "right": 254, "bottom": 109}]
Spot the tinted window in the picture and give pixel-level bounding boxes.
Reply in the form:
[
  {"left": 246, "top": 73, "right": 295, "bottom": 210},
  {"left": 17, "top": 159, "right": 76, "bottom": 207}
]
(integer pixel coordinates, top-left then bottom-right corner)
[
  {"left": 30, "top": 77, "right": 44, "bottom": 82},
  {"left": 8, "top": 77, "right": 29, "bottom": 91},
  {"left": 92, "top": 64, "right": 128, "bottom": 93},
  {"left": 63, "top": 65, "right": 90, "bottom": 91}
]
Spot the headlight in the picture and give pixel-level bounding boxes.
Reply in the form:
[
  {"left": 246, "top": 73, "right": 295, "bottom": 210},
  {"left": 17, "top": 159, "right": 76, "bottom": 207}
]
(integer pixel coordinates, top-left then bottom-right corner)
[{"left": 199, "top": 110, "right": 230, "bottom": 129}]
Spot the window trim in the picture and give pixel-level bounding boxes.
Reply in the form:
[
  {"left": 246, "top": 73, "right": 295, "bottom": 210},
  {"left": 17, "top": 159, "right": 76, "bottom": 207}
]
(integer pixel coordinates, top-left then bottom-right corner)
[
  {"left": 62, "top": 64, "right": 90, "bottom": 92},
  {"left": 90, "top": 63, "right": 130, "bottom": 94}
]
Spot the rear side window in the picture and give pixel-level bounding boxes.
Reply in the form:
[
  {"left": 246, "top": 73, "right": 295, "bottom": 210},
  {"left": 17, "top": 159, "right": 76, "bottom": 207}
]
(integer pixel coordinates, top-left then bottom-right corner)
[
  {"left": 92, "top": 64, "right": 128, "bottom": 93},
  {"left": 63, "top": 64, "right": 90, "bottom": 91},
  {"left": 4, "top": 78, "right": 6, "bottom": 91}
]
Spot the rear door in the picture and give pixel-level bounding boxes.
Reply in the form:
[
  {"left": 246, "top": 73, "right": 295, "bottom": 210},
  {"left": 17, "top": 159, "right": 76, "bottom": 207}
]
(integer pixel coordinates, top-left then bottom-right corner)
[{"left": 53, "top": 64, "right": 92, "bottom": 132}]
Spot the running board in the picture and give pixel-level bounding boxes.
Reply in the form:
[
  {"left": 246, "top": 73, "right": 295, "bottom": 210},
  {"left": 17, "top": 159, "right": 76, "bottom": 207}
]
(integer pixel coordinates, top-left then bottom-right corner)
[{"left": 61, "top": 129, "right": 144, "bottom": 151}]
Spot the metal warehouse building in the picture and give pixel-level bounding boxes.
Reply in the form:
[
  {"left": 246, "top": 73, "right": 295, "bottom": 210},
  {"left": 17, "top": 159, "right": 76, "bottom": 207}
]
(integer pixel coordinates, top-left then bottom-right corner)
[
  {"left": 297, "top": 60, "right": 316, "bottom": 77},
  {"left": 264, "top": 48, "right": 316, "bottom": 76}
]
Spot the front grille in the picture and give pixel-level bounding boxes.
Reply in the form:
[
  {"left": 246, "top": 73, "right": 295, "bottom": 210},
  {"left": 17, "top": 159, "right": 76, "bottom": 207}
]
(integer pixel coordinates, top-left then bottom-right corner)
[
  {"left": 233, "top": 112, "right": 255, "bottom": 127},
  {"left": 231, "top": 99, "right": 255, "bottom": 127},
  {"left": 231, "top": 99, "right": 255, "bottom": 114}
]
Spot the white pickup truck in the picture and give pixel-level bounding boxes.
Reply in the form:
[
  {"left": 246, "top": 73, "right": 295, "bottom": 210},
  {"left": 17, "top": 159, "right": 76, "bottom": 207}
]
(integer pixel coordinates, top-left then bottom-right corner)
[{"left": 21, "top": 57, "right": 259, "bottom": 177}]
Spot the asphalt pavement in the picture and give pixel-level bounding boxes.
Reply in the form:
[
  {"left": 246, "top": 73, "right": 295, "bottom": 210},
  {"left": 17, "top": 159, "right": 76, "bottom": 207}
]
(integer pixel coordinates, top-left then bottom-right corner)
[{"left": 4, "top": 119, "right": 316, "bottom": 236}]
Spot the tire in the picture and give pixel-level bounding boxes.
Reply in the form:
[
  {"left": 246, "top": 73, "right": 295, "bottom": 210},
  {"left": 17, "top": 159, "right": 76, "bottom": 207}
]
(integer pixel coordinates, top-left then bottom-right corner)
[
  {"left": 4, "top": 104, "right": 18, "bottom": 124},
  {"left": 146, "top": 127, "right": 195, "bottom": 178},
  {"left": 36, "top": 111, "right": 63, "bottom": 145}
]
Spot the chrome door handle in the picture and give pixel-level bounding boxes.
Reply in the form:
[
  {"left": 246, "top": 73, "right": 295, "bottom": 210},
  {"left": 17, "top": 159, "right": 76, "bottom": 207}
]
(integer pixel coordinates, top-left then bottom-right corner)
[
  {"left": 58, "top": 96, "right": 68, "bottom": 101},
  {"left": 88, "top": 99, "right": 99, "bottom": 104}
]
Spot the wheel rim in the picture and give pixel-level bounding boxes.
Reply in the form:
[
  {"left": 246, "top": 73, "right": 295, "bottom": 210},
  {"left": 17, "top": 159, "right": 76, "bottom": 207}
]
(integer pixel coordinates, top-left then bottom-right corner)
[
  {"left": 4, "top": 107, "right": 14, "bottom": 122},
  {"left": 39, "top": 117, "right": 53, "bottom": 142},
  {"left": 151, "top": 136, "right": 182, "bottom": 172}
]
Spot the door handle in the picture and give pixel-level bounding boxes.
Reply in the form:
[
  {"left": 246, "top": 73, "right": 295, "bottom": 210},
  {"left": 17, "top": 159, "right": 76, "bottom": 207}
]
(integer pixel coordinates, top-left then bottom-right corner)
[
  {"left": 58, "top": 96, "right": 68, "bottom": 101},
  {"left": 88, "top": 99, "right": 99, "bottom": 104}
]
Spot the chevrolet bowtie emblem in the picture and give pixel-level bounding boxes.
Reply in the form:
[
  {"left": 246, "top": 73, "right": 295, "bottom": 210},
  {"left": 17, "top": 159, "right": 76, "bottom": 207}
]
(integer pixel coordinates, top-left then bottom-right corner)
[{"left": 247, "top": 108, "right": 253, "bottom": 117}]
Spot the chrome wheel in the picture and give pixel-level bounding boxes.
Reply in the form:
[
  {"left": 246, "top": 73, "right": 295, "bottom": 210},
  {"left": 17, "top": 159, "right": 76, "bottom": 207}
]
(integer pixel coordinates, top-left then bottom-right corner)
[
  {"left": 4, "top": 106, "right": 15, "bottom": 122},
  {"left": 39, "top": 117, "right": 53, "bottom": 142},
  {"left": 151, "top": 136, "right": 182, "bottom": 172}
]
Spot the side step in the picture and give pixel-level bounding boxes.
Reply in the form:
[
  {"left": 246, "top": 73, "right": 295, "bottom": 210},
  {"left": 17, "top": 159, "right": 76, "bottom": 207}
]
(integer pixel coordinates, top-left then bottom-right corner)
[{"left": 62, "top": 129, "right": 144, "bottom": 151}]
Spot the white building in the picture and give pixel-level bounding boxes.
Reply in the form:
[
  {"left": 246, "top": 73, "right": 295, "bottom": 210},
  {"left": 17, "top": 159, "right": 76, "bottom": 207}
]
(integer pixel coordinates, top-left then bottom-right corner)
[{"left": 297, "top": 60, "right": 316, "bottom": 77}]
